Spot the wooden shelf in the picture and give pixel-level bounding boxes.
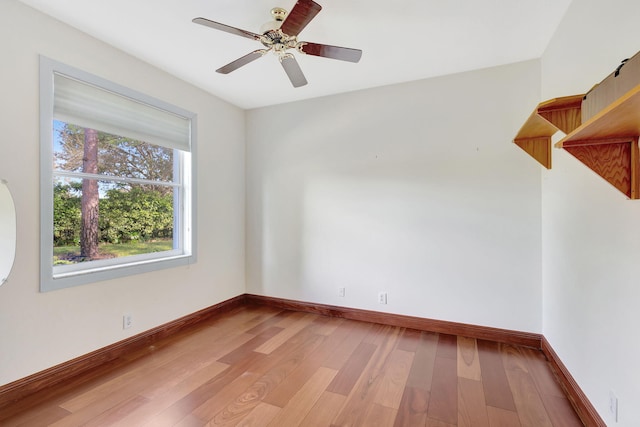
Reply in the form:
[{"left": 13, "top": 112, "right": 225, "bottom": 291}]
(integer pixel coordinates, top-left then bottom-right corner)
[
  {"left": 554, "top": 83, "right": 640, "bottom": 199},
  {"left": 513, "top": 95, "right": 583, "bottom": 169},
  {"left": 513, "top": 83, "right": 640, "bottom": 199},
  {"left": 557, "top": 83, "right": 640, "bottom": 145}
]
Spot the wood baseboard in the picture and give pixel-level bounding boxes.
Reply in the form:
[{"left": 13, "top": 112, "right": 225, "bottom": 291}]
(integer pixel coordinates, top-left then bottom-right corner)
[
  {"left": 542, "top": 336, "right": 605, "bottom": 426},
  {"left": 0, "top": 294, "right": 246, "bottom": 412},
  {"left": 244, "top": 294, "right": 542, "bottom": 348}
]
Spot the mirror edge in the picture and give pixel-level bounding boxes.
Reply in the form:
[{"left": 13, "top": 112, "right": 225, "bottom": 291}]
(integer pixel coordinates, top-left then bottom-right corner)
[{"left": 0, "top": 178, "right": 17, "bottom": 286}]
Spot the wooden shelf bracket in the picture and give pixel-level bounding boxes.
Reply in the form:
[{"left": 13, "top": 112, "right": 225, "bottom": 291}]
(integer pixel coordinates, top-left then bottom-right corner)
[
  {"left": 513, "top": 95, "right": 583, "bottom": 169},
  {"left": 552, "top": 84, "right": 640, "bottom": 199}
]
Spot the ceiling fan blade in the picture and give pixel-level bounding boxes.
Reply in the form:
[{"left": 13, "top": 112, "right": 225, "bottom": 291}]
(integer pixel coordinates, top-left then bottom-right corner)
[
  {"left": 299, "top": 42, "right": 362, "bottom": 63},
  {"left": 193, "top": 17, "right": 261, "bottom": 40},
  {"left": 280, "top": 55, "right": 308, "bottom": 87},
  {"left": 280, "top": 0, "right": 322, "bottom": 36},
  {"left": 216, "top": 50, "right": 267, "bottom": 74}
]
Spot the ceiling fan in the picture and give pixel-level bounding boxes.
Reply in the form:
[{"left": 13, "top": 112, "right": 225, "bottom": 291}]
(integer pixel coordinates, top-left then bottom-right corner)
[{"left": 193, "top": 0, "right": 362, "bottom": 88}]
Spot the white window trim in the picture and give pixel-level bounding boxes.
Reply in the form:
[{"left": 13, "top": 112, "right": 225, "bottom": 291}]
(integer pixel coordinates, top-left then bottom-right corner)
[{"left": 39, "top": 56, "right": 197, "bottom": 292}]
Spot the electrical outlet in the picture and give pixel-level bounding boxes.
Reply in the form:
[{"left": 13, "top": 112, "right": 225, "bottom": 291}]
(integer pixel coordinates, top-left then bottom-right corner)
[
  {"left": 123, "top": 314, "right": 133, "bottom": 329},
  {"left": 338, "top": 287, "right": 346, "bottom": 297},
  {"left": 609, "top": 391, "right": 618, "bottom": 422},
  {"left": 378, "top": 292, "right": 387, "bottom": 304}
]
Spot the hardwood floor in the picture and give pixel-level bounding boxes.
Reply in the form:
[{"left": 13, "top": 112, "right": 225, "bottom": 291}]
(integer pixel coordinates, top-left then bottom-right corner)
[{"left": 0, "top": 305, "right": 583, "bottom": 426}]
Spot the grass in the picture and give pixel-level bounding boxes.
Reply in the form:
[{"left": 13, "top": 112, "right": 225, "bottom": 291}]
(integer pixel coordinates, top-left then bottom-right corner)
[{"left": 54, "top": 239, "right": 173, "bottom": 263}]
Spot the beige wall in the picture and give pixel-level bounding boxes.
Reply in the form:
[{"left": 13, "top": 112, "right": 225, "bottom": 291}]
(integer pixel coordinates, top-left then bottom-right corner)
[
  {"left": 246, "top": 60, "right": 544, "bottom": 333},
  {"left": 0, "top": 1, "right": 246, "bottom": 385}
]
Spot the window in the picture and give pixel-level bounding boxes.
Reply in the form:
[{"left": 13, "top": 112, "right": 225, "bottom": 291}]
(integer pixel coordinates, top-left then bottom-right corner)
[{"left": 40, "top": 57, "right": 196, "bottom": 291}]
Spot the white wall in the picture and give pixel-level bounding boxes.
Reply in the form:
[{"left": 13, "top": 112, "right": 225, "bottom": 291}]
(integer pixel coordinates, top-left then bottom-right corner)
[
  {"left": 542, "top": 0, "right": 640, "bottom": 424},
  {"left": 246, "top": 60, "right": 544, "bottom": 332},
  {"left": 0, "top": 1, "right": 246, "bottom": 386}
]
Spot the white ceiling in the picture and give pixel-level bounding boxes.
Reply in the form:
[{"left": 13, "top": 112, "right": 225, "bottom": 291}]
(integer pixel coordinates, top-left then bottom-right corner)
[{"left": 19, "top": 0, "right": 572, "bottom": 109}]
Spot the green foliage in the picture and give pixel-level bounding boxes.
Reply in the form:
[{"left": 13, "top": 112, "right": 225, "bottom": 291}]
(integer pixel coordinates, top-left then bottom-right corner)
[
  {"left": 53, "top": 183, "right": 81, "bottom": 246},
  {"left": 99, "top": 187, "right": 173, "bottom": 244},
  {"left": 53, "top": 185, "right": 173, "bottom": 247}
]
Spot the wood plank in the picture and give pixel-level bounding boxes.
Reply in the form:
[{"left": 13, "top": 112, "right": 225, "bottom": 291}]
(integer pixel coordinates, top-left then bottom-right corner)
[
  {"left": 140, "top": 351, "right": 266, "bottom": 426},
  {"left": 519, "top": 347, "right": 583, "bottom": 426},
  {"left": 477, "top": 340, "right": 516, "bottom": 411},
  {"left": 217, "top": 326, "right": 283, "bottom": 364},
  {"left": 538, "top": 394, "right": 584, "bottom": 427},
  {"left": 243, "top": 310, "right": 290, "bottom": 335},
  {"left": 206, "top": 330, "right": 327, "bottom": 424},
  {"left": 81, "top": 395, "right": 150, "bottom": 427},
  {"left": 189, "top": 369, "right": 263, "bottom": 424},
  {"left": 457, "top": 378, "right": 489, "bottom": 427},
  {"left": 207, "top": 372, "right": 283, "bottom": 425},
  {"left": 436, "top": 333, "right": 458, "bottom": 359},
  {"left": 254, "top": 313, "right": 317, "bottom": 354},
  {"left": 235, "top": 402, "right": 281, "bottom": 427},
  {"left": 457, "top": 336, "right": 482, "bottom": 381},
  {"left": 327, "top": 341, "right": 377, "bottom": 396},
  {"left": 300, "top": 391, "right": 346, "bottom": 426},
  {"left": 427, "top": 356, "right": 457, "bottom": 424},
  {"left": 273, "top": 310, "right": 309, "bottom": 328},
  {"left": 173, "top": 414, "right": 208, "bottom": 427},
  {"left": 262, "top": 318, "right": 354, "bottom": 407},
  {"left": 406, "top": 331, "right": 438, "bottom": 390},
  {"left": 426, "top": 417, "right": 456, "bottom": 427},
  {"left": 266, "top": 367, "right": 337, "bottom": 427},
  {"left": 362, "top": 403, "right": 398, "bottom": 427},
  {"left": 501, "top": 344, "right": 552, "bottom": 427},
  {"left": 486, "top": 406, "right": 522, "bottom": 427},
  {"left": 248, "top": 327, "right": 325, "bottom": 381},
  {"left": 139, "top": 333, "right": 252, "bottom": 401},
  {"left": 394, "top": 386, "right": 429, "bottom": 427},
  {"left": 519, "top": 348, "right": 565, "bottom": 398},
  {"left": 307, "top": 314, "right": 341, "bottom": 336},
  {"left": 55, "top": 350, "right": 219, "bottom": 422},
  {"left": 374, "top": 349, "right": 414, "bottom": 409},
  {"left": 332, "top": 326, "right": 400, "bottom": 426},
  {"left": 53, "top": 377, "right": 153, "bottom": 425},
  {"left": 396, "top": 328, "right": 422, "bottom": 352},
  {"left": 0, "top": 403, "right": 70, "bottom": 426},
  {"left": 322, "top": 319, "right": 373, "bottom": 370},
  {"left": 110, "top": 361, "right": 230, "bottom": 427}
]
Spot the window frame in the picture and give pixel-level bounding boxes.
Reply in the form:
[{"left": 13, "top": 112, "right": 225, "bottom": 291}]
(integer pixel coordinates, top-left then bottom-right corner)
[{"left": 39, "top": 56, "right": 197, "bottom": 292}]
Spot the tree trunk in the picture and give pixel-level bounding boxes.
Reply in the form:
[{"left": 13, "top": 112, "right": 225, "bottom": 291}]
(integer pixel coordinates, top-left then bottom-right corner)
[{"left": 80, "top": 128, "right": 99, "bottom": 259}]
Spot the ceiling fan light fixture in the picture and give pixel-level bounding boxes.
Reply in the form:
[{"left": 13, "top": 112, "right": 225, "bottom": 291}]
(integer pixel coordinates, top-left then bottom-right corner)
[
  {"left": 260, "top": 7, "right": 286, "bottom": 33},
  {"left": 271, "top": 7, "right": 287, "bottom": 22}
]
